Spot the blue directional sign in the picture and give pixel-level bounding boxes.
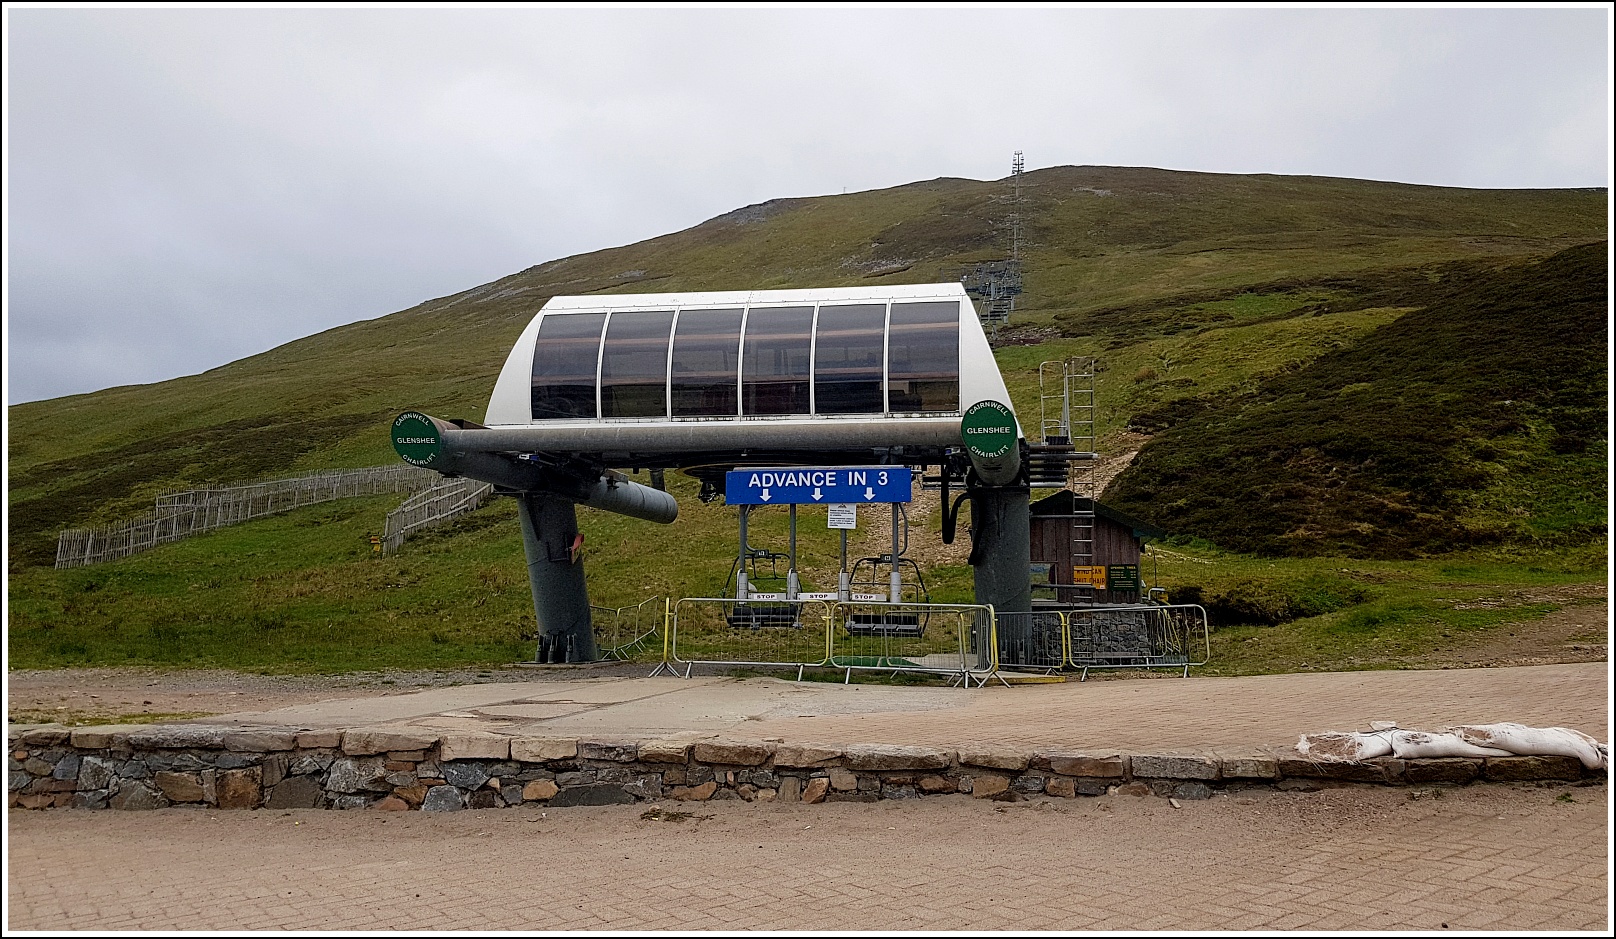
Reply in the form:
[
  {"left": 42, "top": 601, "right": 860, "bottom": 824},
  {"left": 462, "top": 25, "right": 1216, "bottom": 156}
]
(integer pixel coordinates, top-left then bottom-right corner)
[{"left": 726, "top": 466, "right": 912, "bottom": 505}]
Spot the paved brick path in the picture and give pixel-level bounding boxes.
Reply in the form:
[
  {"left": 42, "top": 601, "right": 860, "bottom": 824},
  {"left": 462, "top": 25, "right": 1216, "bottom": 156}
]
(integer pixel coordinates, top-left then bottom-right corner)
[
  {"left": 8, "top": 663, "right": 1609, "bottom": 929},
  {"left": 8, "top": 783, "right": 1606, "bottom": 930}
]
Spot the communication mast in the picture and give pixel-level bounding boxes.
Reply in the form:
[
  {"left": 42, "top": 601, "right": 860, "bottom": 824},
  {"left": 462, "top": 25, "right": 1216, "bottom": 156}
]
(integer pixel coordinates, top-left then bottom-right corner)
[
  {"left": 1010, "top": 150, "right": 1024, "bottom": 262},
  {"left": 956, "top": 152, "right": 1027, "bottom": 336}
]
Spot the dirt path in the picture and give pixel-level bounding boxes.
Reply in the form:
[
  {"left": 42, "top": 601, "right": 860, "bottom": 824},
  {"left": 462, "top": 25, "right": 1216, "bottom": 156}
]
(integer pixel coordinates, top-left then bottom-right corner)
[
  {"left": 1404, "top": 581, "right": 1607, "bottom": 670},
  {"left": 1408, "top": 597, "right": 1608, "bottom": 669},
  {"left": 7, "top": 784, "right": 1605, "bottom": 931},
  {"left": 4, "top": 663, "right": 650, "bottom": 727}
]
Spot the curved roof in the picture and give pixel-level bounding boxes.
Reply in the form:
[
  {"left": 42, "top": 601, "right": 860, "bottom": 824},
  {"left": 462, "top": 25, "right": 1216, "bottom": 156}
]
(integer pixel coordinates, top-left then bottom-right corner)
[{"left": 478, "top": 284, "right": 1016, "bottom": 464}]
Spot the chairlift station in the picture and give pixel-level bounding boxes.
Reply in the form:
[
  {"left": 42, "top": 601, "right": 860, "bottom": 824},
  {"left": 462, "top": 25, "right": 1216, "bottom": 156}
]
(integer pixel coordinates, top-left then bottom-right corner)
[{"left": 393, "top": 283, "right": 1195, "bottom": 675}]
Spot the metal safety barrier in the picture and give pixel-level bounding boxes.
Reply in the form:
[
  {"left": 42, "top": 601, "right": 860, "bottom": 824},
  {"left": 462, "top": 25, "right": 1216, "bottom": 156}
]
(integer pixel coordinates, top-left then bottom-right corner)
[
  {"left": 660, "top": 598, "right": 1207, "bottom": 683},
  {"left": 661, "top": 597, "right": 1001, "bottom": 687},
  {"left": 830, "top": 601, "right": 1001, "bottom": 688},
  {"left": 993, "top": 610, "right": 1069, "bottom": 672},
  {"left": 1064, "top": 603, "right": 1210, "bottom": 678},
  {"left": 667, "top": 597, "right": 835, "bottom": 679},
  {"left": 593, "top": 595, "right": 665, "bottom": 660}
]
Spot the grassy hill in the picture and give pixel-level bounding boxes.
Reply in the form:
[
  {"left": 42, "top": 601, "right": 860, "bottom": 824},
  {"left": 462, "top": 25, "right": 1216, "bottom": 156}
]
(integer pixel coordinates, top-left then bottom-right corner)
[
  {"left": 8, "top": 166, "right": 1604, "bottom": 566},
  {"left": 1102, "top": 242, "right": 1608, "bottom": 558},
  {"left": 5, "top": 166, "right": 1608, "bottom": 673}
]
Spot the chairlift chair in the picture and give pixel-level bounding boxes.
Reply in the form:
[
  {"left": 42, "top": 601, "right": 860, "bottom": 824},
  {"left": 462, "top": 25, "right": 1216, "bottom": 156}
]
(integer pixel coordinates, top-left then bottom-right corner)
[
  {"left": 843, "top": 553, "right": 931, "bottom": 638},
  {"left": 723, "top": 547, "right": 803, "bottom": 629}
]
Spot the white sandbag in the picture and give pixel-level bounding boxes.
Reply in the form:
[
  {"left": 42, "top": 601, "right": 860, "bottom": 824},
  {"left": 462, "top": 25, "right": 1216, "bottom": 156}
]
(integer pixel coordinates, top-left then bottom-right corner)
[
  {"left": 1450, "top": 722, "right": 1608, "bottom": 769},
  {"left": 1389, "top": 730, "right": 1512, "bottom": 759},
  {"left": 1296, "top": 731, "right": 1394, "bottom": 762}
]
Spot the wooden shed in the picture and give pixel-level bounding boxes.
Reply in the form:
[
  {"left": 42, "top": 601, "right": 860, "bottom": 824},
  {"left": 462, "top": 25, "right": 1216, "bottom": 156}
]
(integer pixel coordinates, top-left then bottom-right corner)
[{"left": 1029, "top": 490, "right": 1164, "bottom": 604}]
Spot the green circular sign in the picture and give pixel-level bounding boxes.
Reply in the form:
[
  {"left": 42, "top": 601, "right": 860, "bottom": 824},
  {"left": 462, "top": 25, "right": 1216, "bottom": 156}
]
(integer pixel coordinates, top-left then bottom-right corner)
[
  {"left": 392, "top": 411, "right": 443, "bottom": 467},
  {"left": 960, "top": 400, "right": 1018, "bottom": 459}
]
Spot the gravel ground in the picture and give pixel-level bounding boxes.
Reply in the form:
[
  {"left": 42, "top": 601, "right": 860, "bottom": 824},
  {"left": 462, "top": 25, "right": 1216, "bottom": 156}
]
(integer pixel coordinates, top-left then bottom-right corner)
[{"left": 5, "top": 662, "right": 655, "bottom": 726}]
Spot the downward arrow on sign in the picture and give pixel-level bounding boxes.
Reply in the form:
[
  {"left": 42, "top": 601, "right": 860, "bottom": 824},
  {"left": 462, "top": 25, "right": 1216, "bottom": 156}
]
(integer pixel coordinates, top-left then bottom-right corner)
[
  {"left": 812, "top": 487, "right": 823, "bottom": 501},
  {"left": 760, "top": 489, "right": 772, "bottom": 501},
  {"left": 864, "top": 487, "right": 876, "bottom": 500}
]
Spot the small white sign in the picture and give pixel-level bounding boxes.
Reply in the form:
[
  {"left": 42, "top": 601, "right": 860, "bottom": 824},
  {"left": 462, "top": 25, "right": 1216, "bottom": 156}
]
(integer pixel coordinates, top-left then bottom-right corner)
[
  {"left": 797, "top": 592, "right": 838, "bottom": 601},
  {"left": 746, "top": 592, "right": 785, "bottom": 601},
  {"left": 827, "top": 503, "right": 858, "bottom": 530},
  {"left": 851, "top": 592, "right": 888, "bottom": 602}
]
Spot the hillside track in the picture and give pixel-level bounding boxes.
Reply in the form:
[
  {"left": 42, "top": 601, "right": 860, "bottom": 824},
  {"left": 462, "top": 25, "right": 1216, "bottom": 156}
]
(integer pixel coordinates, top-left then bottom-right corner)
[{"left": 1406, "top": 589, "right": 1606, "bottom": 670}]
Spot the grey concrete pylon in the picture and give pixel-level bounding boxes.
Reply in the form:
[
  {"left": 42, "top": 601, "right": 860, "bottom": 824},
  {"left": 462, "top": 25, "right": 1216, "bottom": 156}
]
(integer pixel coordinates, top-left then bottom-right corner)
[
  {"left": 517, "top": 493, "right": 599, "bottom": 663},
  {"left": 969, "top": 486, "right": 1032, "bottom": 616}
]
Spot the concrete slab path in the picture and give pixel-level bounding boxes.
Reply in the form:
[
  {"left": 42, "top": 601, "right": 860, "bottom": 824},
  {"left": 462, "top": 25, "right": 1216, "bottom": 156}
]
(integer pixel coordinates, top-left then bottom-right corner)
[{"left": 206, "top": 662, "right": 1609, "bottom": 751}]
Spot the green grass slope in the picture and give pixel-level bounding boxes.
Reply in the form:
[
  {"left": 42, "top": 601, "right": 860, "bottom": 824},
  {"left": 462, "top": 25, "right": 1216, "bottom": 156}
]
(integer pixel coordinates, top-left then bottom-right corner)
[
  {"left": 7, "top": 167, "right": 1605, "bottom": 567},
  {"left": 6, "top": 474, "right": 977, "bottom": 671},
  {"left": 1103, "top": 242, "right": 1609, "bottom": 558}
]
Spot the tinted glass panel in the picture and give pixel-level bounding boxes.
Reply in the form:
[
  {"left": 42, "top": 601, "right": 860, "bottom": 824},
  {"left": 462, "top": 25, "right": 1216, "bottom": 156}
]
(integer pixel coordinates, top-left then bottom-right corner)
[
  {"left": 887, "top": 301, "right": 959, "bottom": 412},
  {"left": 600, "top": 311, "right": 673, "bottom": 418},
  {"left": 531, "top": 312, "right": 606, "bottom": 420},
  {"left": 670, "top": 308, "right": 743, "bottom": 416},
  {"left": 742, "top": 306, "right": 813, "bottom": 416},
  {"left": 813, "top": 303, "right": 886, "bottom": 414}
]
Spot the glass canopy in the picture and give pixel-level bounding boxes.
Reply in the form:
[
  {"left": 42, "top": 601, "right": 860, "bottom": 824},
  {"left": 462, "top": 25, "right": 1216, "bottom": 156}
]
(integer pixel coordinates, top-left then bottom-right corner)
[{"left": 530, "top": 300, "right": 960, "bottom": 421}]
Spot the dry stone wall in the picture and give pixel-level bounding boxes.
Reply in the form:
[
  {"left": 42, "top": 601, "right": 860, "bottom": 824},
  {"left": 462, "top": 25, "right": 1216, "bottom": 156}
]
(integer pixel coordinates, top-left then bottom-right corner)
[{"left": 7, "top": 724, "right": 1603, "bottom": 812}]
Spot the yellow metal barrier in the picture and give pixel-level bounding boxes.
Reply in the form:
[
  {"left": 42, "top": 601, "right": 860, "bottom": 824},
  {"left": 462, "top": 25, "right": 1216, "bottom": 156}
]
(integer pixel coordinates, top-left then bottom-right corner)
[
  {"left": 993, "top": 610, "right": 1068, "bottom": 672},
  {"left": 647, "top": 597, "right": 679, "bottom": 677},
  {"left": 658, "top": 597, "right": 1001, "bottom": 687}
]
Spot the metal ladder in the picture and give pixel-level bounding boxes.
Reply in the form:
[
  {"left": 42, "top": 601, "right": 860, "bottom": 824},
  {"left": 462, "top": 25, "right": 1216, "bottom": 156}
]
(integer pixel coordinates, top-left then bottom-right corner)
[{"left": 1038, "top": 358, "right": 1098, "bottom": 590}]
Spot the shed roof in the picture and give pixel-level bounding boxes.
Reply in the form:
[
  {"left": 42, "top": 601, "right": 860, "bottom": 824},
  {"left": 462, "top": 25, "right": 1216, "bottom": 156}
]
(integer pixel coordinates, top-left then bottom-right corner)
[{"left": 1029, "top": 490, "right": 1165, "bottom": 539}]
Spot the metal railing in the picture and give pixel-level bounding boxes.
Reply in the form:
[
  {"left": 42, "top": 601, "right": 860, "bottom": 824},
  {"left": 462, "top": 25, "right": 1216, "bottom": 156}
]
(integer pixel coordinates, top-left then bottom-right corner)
[
  {"left": 663, "top": 597, "right": 1001, "bottom": 687},
  {"left": 831, "top": 601, "right": 1001, "bottom": 687},
  {"left": 993, "top": 610, "right": 1069, "bottom": 672},
  {"left": 668, "top": 597, "right": 835, "bottom": 679},
  {"left": 594, "top": 595, "right": 666, "bottom": 660},
  {"left": 381, "top": 477, "right": 495, "bottom": 554},
  {"left": 658, "top": 595, "right": 1205, "bottom": 683},
  {"left": 1064, "top": 603, "right": 1210, "bottom": 678},
  {"left": 55, "top": 465, "right": 437, "bottom": 569}
]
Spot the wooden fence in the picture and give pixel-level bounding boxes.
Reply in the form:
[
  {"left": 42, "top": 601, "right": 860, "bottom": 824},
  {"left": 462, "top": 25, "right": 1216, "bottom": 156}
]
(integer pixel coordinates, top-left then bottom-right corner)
[
  {"left": 55, "top": 465, "right": 438, "bottom": 569},
  {"left": 381, "top": 478, "right": 496, "bottom": 554}
]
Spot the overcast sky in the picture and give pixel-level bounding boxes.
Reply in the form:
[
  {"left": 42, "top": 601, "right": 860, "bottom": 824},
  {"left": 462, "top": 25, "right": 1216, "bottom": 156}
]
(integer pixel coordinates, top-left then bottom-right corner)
[{"left": 5, "top": 6, "right": 1610, "bottom": 404}]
